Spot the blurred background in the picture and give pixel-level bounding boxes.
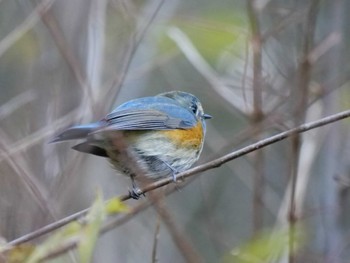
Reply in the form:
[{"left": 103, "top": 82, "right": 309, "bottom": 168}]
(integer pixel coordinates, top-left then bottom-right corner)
[{"left": 1, "top": 0, "right": 350, "bottom": 262}]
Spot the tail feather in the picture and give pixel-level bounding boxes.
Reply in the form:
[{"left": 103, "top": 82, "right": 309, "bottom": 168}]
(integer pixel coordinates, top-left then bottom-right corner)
[{"left": 50, "top": 122, "right": 101, "bottom": 143}]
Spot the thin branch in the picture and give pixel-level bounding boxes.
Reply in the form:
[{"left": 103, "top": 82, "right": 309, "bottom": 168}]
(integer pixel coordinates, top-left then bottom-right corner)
[
  {"left": 86, "top": 0, "right": 107, "bottom": 101},
  {"left": 105, "top": 0, "right": 166, "bottom": 109},
  {"left": 167, "top": 27, "right": 248, "bottom": 115},
  {"left": 151, "top": 193, "right": 202, "bottom": 263},
  {"left": 19, "top": 184, "right": 193, "bottom": 260},
  {"left": 0, "top": 0, "right": 55, "bottom": 58},
  {"left": 35, "top": 200, "right": 153, "bottom": 261},
  {"left": 7, "top": 107, "right": 350, "bottom": 247},
  {"left": 247, "top": 0, "right": 263, "bottom": 117},
  {"left": 261, "top": 9, "right": 306, "bottom": 42},
  {"left": 0, "top": 90, "right": 36, "bottom": 120},
  {"left": 0, "top": 130, "right": 56, "bottom": 220},
  {"left": 247, "top": 0, "right": 265, "bottom": 234},
  {"left": 289, "top": 1, "right": 320, "bottom": 263},
  {"left": 0, "top": 108, "right": 79, "bottom": 163},
  {"left": 151, "top": 216, "right": 160, "bottom": 263},
  {"left": 38, "top": 6, "right": 94, "bottom": 111},
  {"left": 307, "top": 31, "right": 342, "bottom": 65}
]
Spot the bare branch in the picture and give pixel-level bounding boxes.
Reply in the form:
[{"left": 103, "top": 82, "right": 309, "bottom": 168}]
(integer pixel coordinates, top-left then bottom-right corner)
[
  {"left": 151, "top": 216, "right": 161, "bottom": 263},
  {"left": 0, "top": 0, "right": 55, "bottom": 58},
  {"left": 289, "top": 2, "right": 320, "bottom": 262},
  {"left": 150, "top": 192, "right": 202, "bottom": 263},
  {"left": 105, "top": 0, "right": 166, "bottom": 109},
  {"left": 0, "top": 90, "right": 36, "bottom": 120},
  {"left": 247, "top": 0, "right": 265, "bottom": 233},
  {"left": 7, "top": 107, "right": 350, "bottom": 248}
]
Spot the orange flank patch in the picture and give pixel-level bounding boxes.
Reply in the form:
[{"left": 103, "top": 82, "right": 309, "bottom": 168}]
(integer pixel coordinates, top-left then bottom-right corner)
[{"left": 161, "top": 122, "right": 203, "bottom": 148}]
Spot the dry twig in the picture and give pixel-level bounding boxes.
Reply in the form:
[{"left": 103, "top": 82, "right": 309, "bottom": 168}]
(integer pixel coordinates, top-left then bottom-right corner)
[{"left": 6, "top": 107, "right": 350, "bottom": 250}]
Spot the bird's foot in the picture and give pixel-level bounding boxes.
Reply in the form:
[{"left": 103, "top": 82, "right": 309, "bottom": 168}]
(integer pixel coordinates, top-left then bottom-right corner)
[
  {"left": 171, "top": 172, "right": 178, "bottom": 182},
  {"left": 129, "top": 187, "right": 144, "bottom": 200},
  {"left": 162, "top": 161, "right": 180, "bottom": 183}
]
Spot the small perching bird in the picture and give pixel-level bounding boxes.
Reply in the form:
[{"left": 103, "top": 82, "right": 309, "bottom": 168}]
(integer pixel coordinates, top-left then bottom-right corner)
[{"left": 52, "top": 91, "right": 211, "bottom": 198}]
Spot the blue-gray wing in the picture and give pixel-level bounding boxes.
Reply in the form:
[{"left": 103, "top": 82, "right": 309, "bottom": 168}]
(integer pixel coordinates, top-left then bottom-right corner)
[{"left": 104, "top": 97, "right": 196, "bottom": 130}]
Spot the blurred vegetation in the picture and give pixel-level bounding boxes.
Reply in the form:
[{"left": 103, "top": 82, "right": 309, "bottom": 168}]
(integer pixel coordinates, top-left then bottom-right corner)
[{"left": 1, "top": 0, "right": 350, "bottom": 262}]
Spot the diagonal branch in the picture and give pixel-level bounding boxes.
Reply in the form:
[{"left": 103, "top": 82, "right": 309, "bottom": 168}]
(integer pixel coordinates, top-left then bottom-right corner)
[
  {"left": 7, "top": 107, "right": 350, "bottom": 247},
  {"left": 0, "top": 0, "right": 55, "bottom": 58}
]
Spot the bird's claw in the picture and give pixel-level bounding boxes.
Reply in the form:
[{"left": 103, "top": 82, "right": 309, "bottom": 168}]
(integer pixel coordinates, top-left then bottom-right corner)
[
  {"left": 129, "top": 187, "right": 144, "bottom": 200},
  {"left": 171, "top": 172, "right": 178, "bottom": 182}
]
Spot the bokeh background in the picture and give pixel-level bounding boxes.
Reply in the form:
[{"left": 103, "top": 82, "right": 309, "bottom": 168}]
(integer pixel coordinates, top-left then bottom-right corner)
[{"left": 1, "top": 0, "right": 350, "bottom": 262}]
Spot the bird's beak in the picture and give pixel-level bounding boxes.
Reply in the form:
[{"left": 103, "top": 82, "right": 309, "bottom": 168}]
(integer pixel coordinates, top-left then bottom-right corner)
[{"left": 203, "top": 113, "right": 212, "bottom": 119}]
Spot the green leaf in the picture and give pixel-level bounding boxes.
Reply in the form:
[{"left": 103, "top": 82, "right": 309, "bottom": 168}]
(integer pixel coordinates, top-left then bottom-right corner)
[
  {"left": 158, "top": 11, "right": 247, "bottom": 65},
  {"left": 10, "top": 191, "right": 110, "bottom": 263},
  {"left": 223, "top": 226, "right": 305, "bottom": 263},
  {"left": 5, "top": 244, "right": 35, "bottom": 263},
  {"left": 25, "top": 221, "right": 82, "bottom": 263},
  {"left": 105, "top": 197, "right": 130, "bottom": 215},
  {"left": 78, "top": 190, "right": 106, "bottom": 263}
]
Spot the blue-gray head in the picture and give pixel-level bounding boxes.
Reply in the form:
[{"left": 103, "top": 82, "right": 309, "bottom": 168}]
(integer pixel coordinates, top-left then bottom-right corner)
[{"left": 158, "top": 91, "right": 212, "bottom": 121}]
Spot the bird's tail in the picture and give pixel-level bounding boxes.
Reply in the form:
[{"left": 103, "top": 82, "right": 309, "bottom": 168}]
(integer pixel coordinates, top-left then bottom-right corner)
[{"left": 50, "top": 122, "right": 101, "bottom": 143}]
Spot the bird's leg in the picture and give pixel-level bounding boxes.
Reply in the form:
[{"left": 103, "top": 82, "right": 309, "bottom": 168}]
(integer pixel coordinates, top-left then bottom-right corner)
[
  {"left": 163, "top": 161, "right": 179, "bottom": 182},
  {"left": 129, "top": 175, "right": 143, "bottom": 200}
]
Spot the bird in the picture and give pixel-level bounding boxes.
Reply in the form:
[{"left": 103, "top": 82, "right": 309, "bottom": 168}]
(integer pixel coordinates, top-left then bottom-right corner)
[{"left": 51, "top": 91, "right": 211, "bottom": 198}]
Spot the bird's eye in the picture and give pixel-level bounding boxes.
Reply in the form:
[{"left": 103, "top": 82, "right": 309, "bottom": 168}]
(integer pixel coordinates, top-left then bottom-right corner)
[{"left": 190, "top": 104, "right": 198, "bottom": 114}]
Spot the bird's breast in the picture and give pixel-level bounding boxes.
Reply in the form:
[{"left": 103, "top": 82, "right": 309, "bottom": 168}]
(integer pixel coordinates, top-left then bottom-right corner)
[{"left": 160, "top": 121, "right": 204, "bottom": 148}]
